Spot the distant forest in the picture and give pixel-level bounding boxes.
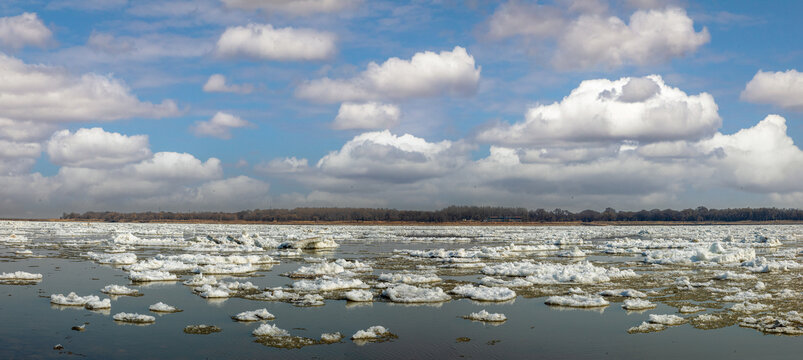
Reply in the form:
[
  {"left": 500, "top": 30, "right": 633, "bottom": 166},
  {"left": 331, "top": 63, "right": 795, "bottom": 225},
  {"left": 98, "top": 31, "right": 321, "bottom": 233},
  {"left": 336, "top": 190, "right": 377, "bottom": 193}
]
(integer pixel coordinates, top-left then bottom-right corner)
[{"left": 60, "top": 206, "right": 803, "bottom": 223}]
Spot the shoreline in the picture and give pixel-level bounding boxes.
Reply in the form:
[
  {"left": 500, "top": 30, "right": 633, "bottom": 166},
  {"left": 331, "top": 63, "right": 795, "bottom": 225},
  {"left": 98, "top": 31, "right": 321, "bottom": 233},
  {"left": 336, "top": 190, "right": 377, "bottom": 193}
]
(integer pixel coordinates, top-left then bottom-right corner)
[{"left": 2, "top": 218, "right": 803, "bottom": 226}]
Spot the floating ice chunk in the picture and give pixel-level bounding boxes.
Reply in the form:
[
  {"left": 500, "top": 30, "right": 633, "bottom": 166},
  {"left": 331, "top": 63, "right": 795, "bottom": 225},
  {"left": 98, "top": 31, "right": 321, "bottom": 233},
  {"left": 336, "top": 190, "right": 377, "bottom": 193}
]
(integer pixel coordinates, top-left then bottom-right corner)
[
  {"left": 271, "top": 249, "right": 302, "bottom": 257},
  {"left": 196, "top": 284, "right": 232, "bottom": 298},
  {"left": 507, "top": 243, "right": 559, "bottom": 252},
  {"left": 246, "top": 289, "right": 299, "bottom": 302},
  {"left": 674, "top": 276, "right": 713, "bottom": 290},
  {"left": 628, "top": 322, "right": 665, "bottom": 333},
  {"left": 713, "top": 271, "right": 757, "bottom": 281},
  {"left": 382, "top": 284, "right": 450, "bottom": 303},
  {"left": 648, "top": 314, "right": 685, "bottom": 325},
  {"left": 293, "top": 294, "right": 325, "bottom": 306},
  {"left": 463, "top": 309, "right": 507, "bottom": 322},
  {"left": 351, "top": 326, "right": 392, "bottom": 340},
  {"left": 101, "top": 284, "right": 139, "bottom": 296},
  {"left": 292, "top": 277, "right": 367, "bottom": 292},
  {"left": 567, "top": 287, "right": 585, "bottom": 295},
  {"left": 622, "top": 299, "right": 656, "bottom": 310},
  {"left": 644, "top": 243, "right": 755, "bottom": 265},
  {"left": 279, "top": 237, "right": 338, "bottom": 250},
  {"left": 378, "top": 272, "right": 442, "bottom": 284},
  {"left": 321, "top": 332, "right": 343, "bottom": 343},
  {"left": 722, "top": 290, "right": 772, "bottom": 302},
  {"left": 545, "top": 295, "right": 609, "bottom": 308},
  {"left": 730, "top": 302, "right": 772, "bottom": 313},
  {"left": 450, "top": 285, "right": 516, "bottom": 302},
  {"left": 111, "top": 233, "right": 141, "bottom": 244},
  {"left": 754, "top": 281, "right": 766, "bottom": 291},
  {"left": 679, "top": 306, "right": 705, "bottom": 313},
  {"left": 113, "top": 312, "right": 155, "bottom": 323},
  {"left": 695, "top": 314, "right": 720, "bottom": 322},
  {"left": 232, "top": 309, "right": 275, "bottom": 321},
  {"left": 85, "top": 298, "right": 111, "bottom": 310},
  {"left": 253, "top": 324, "right": 290, "bottom": 337},
  {"left": 149, "top": 302, "right": 180, "bottom": 313},
  {"left": 742, "top": 257, "right": 802, "bottom": 273},
  {"left": 599, "top": 289, "right": 646, "bottom": 298},
  {"left": 86, "top": 252, "right": 137, "bottom": 265},
  {"left": 556, "top": 247, "right": 586, "bottom": 257},
  {"left": 14, "top": 249, "right": 33, "bottom": 255},
  {"left": 478, "top": 276, "right": 532, "bottom": 288},
  {"left": 129, "top": 270, "right": 178, "bottom": 282},
  {"left": 183, "top": 274, "right": 218, "bottom": 286},
  {"left": 483, "top": 261, "right": 637, "bottom": 284},
  {"left": 193, "top": 264, "right": 257, "bottom": 275},
  {"left": 290, "top": 262, "right": 348, "bottom": 277},
  {"left": 739, "top": 312, "right": 803, "bottom": 335},
  {"left": 344, "top": 289, "right": 373, "bottom": 302},
  {"left": 51, "top": 292, "right": 100, "bottom": 306},
  {"left": 0, "top": 271, "right": 42, "bottom": 281}
]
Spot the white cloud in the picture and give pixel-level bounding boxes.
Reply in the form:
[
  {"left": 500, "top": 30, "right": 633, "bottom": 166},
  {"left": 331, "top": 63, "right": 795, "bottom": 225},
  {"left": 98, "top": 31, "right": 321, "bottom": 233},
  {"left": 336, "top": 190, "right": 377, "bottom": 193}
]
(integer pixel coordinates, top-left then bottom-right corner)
[
  {"left": 0, "top": 53, "right": 179, "bottom": 123},
  {"left": 0, "top": 13, "right": 52, "bottom": 49},
  {"left": 202, "top": 74, "right": 254, "bottom": 94},
  {"left": 740, "top": 69, "right": 803, "bottom": 111},
  {"left": 0, "top": 118, "right": 57, "bottom": 141},
  {"left": 191, "top": 112, "right": 254, "bottom": 139},
  {"left": 46, "top": 128, "right": 152, "bottom": 168},
  {"left": 129, "top": 152, "right": 222, "bottom": 181},
  {"left": 297, "top": 46, "right": 481, "bottom": 103},
  {"left": 487, "top": 1, "right": 567, "bottom": 39},
  {"left": 698, "top": 115, "right": 803, "bottom": 193},
  {"left": 487, "top": 4, "right": 708, "bottom": 69},
  {"left": 216, "top": 23, "right": 336, "bottom": 61},
  {"left": 476, "top": 75, "right": 720, "bottom": 146},
  {"left": 255, "top": 157, "right": 309, "bottom": 174},
  {"left": 47, "top": 0, "right": 128, "bottom": 11},
  {"left": 221, "top": 0, "right": 360, "bottom": 15},
  {"left": 332, "top": 102, "right": 400, "bottom": 130},
  {"left": 315, "top": 130, "right": 467, "bottom": 184},
  {"left": 555, "top": 7, "right": 709, "bottom": 69}
]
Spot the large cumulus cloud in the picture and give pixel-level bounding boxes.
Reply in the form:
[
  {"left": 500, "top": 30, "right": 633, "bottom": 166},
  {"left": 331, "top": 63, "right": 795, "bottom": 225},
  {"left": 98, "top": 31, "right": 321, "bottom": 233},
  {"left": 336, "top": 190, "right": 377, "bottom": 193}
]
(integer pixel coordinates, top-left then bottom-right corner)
[{"left": 476, "top": 75, "right": 720, "bottom": 146}]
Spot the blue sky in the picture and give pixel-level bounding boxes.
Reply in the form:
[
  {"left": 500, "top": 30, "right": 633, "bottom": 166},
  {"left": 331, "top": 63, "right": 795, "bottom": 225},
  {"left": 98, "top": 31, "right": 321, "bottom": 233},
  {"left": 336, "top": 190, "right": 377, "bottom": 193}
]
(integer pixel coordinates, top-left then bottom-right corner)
[{"left": 0, "top": 0, "right": 801, "bottom": 217}]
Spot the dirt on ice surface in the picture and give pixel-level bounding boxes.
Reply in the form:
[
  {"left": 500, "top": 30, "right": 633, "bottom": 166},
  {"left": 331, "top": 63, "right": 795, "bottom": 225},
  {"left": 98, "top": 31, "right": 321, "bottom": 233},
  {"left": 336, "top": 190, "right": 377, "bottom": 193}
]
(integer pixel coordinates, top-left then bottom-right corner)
[{"left": 0, "top": 221, "right": 801, "bottom": 359}]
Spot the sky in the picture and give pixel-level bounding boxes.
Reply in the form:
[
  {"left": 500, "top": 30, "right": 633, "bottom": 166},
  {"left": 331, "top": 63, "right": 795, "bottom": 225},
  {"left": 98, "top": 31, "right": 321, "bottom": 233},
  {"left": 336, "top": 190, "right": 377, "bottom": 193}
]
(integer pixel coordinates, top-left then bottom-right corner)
[{"left": 0, "top": 0, "right": 802, "bottom": 218}]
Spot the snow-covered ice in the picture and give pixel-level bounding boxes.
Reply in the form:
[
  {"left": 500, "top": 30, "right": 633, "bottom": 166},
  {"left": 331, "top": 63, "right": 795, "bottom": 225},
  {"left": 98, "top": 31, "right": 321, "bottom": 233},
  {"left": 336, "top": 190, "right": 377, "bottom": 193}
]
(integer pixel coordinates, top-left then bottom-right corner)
[
  {"left": 545, "top": 295, "right": 609, "bottom": 308},
  {"left": 149, "top": 302, "right": 180, "bottom": 312},
  {"left": 463, "top": 309, "right": 507, "bottom": 322},
  {"left": 232, "top": 309, "right": 275, "bottom": 321},
  {"left": 382, "top": 284, "right": 451, "bottom": 303},
  {"left": 113, "top": 312, "right": 155, "bottom": 323},
  {"left": 450, "top": 284, "right": 516, "bottom": 302}
]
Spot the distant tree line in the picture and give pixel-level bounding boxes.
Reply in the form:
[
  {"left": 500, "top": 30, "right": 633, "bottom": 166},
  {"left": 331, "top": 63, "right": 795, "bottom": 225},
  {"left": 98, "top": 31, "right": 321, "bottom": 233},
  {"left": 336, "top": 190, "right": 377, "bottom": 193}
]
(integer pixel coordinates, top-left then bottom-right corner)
[{"left": 60, "top": 206, "right": 803, "bottom": 223}]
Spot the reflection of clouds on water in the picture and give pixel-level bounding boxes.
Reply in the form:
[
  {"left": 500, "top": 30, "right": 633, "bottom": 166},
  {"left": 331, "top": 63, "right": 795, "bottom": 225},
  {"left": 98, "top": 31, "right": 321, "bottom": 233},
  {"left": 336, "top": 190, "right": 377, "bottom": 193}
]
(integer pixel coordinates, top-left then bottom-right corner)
[
  {"left": 205, "top": 298, "right": 228, "bottom": 307},
  {"left": 345, "top": 301, "right": 373, "bottom": 309}
]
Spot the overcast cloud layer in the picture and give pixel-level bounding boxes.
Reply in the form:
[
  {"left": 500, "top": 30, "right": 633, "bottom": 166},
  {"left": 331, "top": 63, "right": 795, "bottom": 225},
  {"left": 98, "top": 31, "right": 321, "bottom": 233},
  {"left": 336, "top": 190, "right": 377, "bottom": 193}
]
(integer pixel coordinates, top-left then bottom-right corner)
[{"left": 0, "top": 1, "right": 800, "bottom": 217}]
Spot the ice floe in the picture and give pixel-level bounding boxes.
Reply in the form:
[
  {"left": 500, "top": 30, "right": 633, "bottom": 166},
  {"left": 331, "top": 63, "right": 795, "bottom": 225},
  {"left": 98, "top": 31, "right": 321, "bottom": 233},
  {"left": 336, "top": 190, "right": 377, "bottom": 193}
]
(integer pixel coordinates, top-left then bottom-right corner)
[
  {"left": 482, "top": 261, "right": 638, "bottom": 284},
  {"left": 381, "top": 284, "right": 451, "bottom": 303},
  {"left": 113, "top": 312, "right": 155, "bottom": 323},
  {"left": 320, "top": 332, "right": 343, "bottom": 343},
  {"left": 351, "top": 325, "right": 394, "bottom": 341},
  {"left": 50, "top": 292, "right": 100, "bottom": 306},
  {"left": 377, "top": 272, "right": 442, "bottom": 284},
  {"left": 739, "top": 312, "right": 803, "bottom": 335},
  {"left": 86, "top": 252, "right": 137, "bottom": 265},
  {"left": 85, "top": 298, "right": 111, "bottom": 310},
  {"left": 129, "top": 270, "right": 178, "bottom": 282},
  {"left": 545, "top": 295, "right": 609, "bottom": 308},
  {"left": 622, "top": 299, "right": 656, "bottom": 310},
  {"left": 450, "top": 285, "right": 516, "bottom": 302},
  {"left": 599, "top": 289, "right": 646, "bottom": 298},
  {"left": 292, "top": 277, "right": 368, "bottom": 292},
  {"left": 344, "top": 289, "right": 373, "bottom": 302},
  {"left": 101, "top": 284, "right": 139, "bottom": 296},
  {"left": 232, "top": 309, "right": 275, "bottom": 321},
  {"left": 463, "top": 309, "right": 507, "bottom": 322},
  {"left": 253, "top": 324, "right": 290, "bottom": 337},
  {"left": 0, "top": 271, "right": 42, "bottom": 281},
  {"left": 149, "top": 302, "right": 181, "bottom": 313}
]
